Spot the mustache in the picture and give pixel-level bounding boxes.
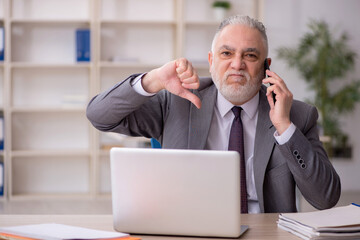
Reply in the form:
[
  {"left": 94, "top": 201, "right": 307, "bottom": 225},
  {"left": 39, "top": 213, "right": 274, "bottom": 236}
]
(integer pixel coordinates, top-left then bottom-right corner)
[{"left": 224, "top": 70, "right": 250, "bottom": 81}]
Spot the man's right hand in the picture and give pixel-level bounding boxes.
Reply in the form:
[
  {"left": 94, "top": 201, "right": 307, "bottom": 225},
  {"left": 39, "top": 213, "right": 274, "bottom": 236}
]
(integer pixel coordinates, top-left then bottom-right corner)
[{"left": 142, "top": 58, "right": 202, "bottom": 109}]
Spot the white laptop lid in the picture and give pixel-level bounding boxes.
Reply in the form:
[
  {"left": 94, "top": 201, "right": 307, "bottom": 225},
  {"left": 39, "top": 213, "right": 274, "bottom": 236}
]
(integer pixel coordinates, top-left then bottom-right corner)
[{"left": 110, "top": 147, "right": 247, "bottom": 238}]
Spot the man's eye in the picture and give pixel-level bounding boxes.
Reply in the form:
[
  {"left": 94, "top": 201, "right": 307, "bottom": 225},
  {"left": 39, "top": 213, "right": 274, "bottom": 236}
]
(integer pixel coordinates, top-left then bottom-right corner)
[
  {"left": 244, "top": 53, "right": 258, "bottom": 61},
  {"left": 245, "top": 54, "right": 257, "bottom": 58},
  {"left": 221, "top": 51, "right": 232, "bottom": 56}
]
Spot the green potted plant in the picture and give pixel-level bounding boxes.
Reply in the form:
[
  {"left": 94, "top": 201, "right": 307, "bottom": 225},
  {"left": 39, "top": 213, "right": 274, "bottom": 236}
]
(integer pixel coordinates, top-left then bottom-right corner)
[
  {"left": 277, "top": 20, "right": 360, "bottom": 158},
  {"left": 212, "top": 1, "right": 231, "bottom": 21}
]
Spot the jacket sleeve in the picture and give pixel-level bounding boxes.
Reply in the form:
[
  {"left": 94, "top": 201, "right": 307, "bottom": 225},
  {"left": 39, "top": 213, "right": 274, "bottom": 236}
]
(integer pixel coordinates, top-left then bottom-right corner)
[
  {"left": 277, "top": 104, "right": 341, "bottom": 210},
  {"left": 86, "top": 74, "right": 169, "bottom": 139}
]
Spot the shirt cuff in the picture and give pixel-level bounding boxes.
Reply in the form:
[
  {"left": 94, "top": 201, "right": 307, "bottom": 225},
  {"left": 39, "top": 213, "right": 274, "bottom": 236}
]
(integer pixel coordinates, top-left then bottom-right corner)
[
  {"left": 131, "top": 73, "right": 156, "bottom": 97},
  {"left": 274, "top": 122, "right": 296, "bottom": 145}
]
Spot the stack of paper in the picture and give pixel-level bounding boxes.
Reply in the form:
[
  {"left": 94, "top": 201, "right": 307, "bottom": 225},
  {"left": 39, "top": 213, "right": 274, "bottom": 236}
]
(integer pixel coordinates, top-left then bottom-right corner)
[
  {"left": 0, "top": 223, "right": 141, "bottom": 240},
  {"left": 278, "top": 204, "right": 360, "bottom": 240}
]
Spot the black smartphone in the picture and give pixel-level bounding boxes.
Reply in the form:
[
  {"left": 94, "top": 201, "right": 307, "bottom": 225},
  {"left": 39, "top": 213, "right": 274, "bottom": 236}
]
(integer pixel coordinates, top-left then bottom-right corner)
[{"left": 264, "top": 59, "right": 276, "bottom": 103}]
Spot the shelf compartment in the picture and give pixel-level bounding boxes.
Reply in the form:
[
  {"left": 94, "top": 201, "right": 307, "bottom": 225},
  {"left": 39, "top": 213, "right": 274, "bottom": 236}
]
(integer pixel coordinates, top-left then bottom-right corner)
[
  {"left": 100, "top": 24, "right": 174, "bottom": 65},
  {"left": 0, "top": 67, "right": 3, "bottom": 108},
  {"left": 99, "top": 155, "right": 111, "bottom": 194},
  {"left": 184, "top": 0, "right": 257, "bottom": 23},
  {"left": 99, "top": 67, "right": 155, "bottom": 92},
  {"left": 11, "top": 155, "right": 90, "bottom": 196},
  {"left": 184, "top": 24, "right": 216, "bottom": 65},
  {"left": 100, "top": 0, "right": 174, "bottom": 22},
  {"left": 184, "top": 0, "right": 216, "bottom": 23},
  {"left": 11, "top": 0, "right": 90, "bottom": 21},
  {"left": 0, "top": 0, "right": 3, "bottom": 20},
  {"left": 99, "top": 132, "right": 151, "bottom": 151},
  {"left": 11, "top": 67, "right": 89, "bottom": 108},
  {"left": 11, "top": 111, "right": 89, "bottom": 151},
  {"left": 11, "top": 23, "right": 91, "bottom": 63}
]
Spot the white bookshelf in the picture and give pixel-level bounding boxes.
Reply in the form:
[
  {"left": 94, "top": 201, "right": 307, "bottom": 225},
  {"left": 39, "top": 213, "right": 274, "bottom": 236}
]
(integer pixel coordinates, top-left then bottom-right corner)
[{"left": 0, "top": 0, "right": 261, "bottom": 200}]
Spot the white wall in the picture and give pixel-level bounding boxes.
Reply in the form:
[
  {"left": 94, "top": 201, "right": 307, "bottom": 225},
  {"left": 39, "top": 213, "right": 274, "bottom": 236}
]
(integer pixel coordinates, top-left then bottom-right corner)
[{"left": 263, "top": 0, "right": 360, "bottom": 191}]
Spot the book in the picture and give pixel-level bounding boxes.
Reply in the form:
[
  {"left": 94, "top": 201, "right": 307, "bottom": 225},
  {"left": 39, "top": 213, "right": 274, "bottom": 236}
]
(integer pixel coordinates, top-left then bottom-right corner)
[
  {"left": 0, "top": 161, "right": 3, "bottom": 197},
  {"left": 0, "top": 112, "right": 4, "bottom": 150},
  {"left": 0, "top": 223, "right": 141, "bottom": 240},
  {"left": 278, "top": 204, "right": 360, "bottom": 240},
  {"left": 76, "top": 29, "right": 90, "bottom": 62},
  {"left": 0, "top": 27, "right": 4, "bottom": 61}
]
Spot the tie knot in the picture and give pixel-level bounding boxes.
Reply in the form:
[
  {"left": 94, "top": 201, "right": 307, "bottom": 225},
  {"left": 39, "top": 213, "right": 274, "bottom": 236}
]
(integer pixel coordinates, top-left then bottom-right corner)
[{"left": 231, "top": 106, "right": 242, "bottom": 118}]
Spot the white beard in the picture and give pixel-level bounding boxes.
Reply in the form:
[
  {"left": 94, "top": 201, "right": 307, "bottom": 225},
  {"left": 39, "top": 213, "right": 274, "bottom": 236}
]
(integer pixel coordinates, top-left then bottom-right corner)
[{"left": 211, "top": 66, "right": 263, "bottom": 105}]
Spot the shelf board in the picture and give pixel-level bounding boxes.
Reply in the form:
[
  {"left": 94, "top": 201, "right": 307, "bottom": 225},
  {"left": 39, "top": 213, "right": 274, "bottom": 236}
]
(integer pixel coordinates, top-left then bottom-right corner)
[
  {"left": 9, "top": 193, "right": 93, "bottom": 201},
  {"left": 185, "top": 20, "right": 221, "bottom": 26},
  {"left": 191, "top": 61, "right": 210, "bottom": 69},
  {"left": 99, "top": 61, "right": 161, "bottom": 69},
  {"left": 100, "top": 61, "right": 208, "bottom": 70},
  {"left": 100, "top": 19, "right": 176, "bottom": 26},
  {"left": 10, "top": 149, "right": 90, "bottom": 158},
  {"left": 10, "top": 18, "right": 91, "bottom": 25},
  {"left": 10, "top": 106, "right": 86, "bottom": 113},
  {"left": 96, "top": 193, "right": 112, "bottom": 200},
  {"left": 10, "top": 62, "right": 92, "bottom": 69}
]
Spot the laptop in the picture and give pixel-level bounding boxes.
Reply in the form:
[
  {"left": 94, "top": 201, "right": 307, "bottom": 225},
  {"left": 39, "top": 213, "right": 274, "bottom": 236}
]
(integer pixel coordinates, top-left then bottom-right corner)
[{"left": 110, "top": 147, "right": 248, "bottom": 238}]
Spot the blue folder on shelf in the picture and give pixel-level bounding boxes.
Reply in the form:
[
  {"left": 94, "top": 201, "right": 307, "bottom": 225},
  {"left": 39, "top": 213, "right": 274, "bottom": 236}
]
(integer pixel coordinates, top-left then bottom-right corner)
[
  {"left": 76, "top": 29, "right": 90, "bottom": 62},
  {"left": 150, "top": 138, "right": 162, "bottom": 148},
  {"left": 0, "top": 113, "right": 4, "bottom": 151},
  {"left": 0, "top": 27, "right": 4, "bottom": 61},
  {"left": 0, "top": 161, "right": 4, "bottom": 196}
]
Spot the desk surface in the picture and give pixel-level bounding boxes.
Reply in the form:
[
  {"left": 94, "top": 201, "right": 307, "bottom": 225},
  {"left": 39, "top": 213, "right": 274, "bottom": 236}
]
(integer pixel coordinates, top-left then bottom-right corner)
[{"left": 0, "top": 214, "right": 297, "bottom": 240}]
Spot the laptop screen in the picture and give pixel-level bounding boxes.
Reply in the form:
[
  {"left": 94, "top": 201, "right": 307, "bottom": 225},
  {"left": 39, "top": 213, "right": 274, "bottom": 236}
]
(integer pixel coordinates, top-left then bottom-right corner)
[{"left": 110, "top": 147, "right": 245, "bottom": 238}]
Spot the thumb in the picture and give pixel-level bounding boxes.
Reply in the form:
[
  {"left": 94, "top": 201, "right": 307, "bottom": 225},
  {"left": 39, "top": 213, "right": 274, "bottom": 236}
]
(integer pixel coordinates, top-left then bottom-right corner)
[{"left": 178, "top": 89, "right": 202, "bottom": 109}]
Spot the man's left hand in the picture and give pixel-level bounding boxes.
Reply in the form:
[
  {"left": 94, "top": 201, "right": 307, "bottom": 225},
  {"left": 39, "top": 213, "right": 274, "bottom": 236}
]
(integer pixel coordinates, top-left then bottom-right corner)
[{"left": 263, "top": 70, "right": 293, "bottom": 135}]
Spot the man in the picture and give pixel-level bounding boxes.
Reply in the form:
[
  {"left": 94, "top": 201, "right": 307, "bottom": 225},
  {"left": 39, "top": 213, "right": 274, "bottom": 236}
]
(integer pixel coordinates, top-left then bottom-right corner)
[{"left": 87, "top": 15, "right": 341, "bottom": 213}]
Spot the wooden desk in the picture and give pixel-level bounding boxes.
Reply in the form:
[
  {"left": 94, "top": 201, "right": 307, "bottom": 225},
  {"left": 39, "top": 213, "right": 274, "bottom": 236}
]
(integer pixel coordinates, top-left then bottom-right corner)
[{"left": 0, "top": 214, "right": 297, "bottom": 240}]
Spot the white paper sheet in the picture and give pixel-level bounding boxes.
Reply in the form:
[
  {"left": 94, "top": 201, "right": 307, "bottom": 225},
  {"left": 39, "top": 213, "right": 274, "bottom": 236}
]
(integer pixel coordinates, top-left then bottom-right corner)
[{"left": 0, "top": 223, "right": 129, "bottom": 240}]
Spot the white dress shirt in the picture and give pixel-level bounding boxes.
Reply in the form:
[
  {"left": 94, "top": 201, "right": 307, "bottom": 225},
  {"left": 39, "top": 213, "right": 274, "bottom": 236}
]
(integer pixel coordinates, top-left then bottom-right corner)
[
  {"left": 132, "top": 76, "right": 296, "bottom": 213},
  {"left": 205, "top": 92, "right": 261, "bottom": 213}
]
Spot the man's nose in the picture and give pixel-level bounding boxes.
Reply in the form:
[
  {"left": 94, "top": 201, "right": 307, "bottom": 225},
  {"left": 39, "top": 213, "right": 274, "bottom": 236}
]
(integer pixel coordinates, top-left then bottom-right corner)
[{"left": 230, "top": 56, "right": 245, "bottom": 70}]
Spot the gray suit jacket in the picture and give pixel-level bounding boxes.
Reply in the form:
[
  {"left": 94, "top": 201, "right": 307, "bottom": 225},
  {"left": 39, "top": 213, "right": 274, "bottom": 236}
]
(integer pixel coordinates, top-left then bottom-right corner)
[{"left": 87, "top": 75, "right": 341, "bottom": 213}]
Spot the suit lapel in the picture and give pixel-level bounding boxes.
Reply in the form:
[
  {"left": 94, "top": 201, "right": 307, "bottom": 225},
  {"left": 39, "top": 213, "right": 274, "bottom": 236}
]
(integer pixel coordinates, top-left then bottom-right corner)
[
  {"left": 254, "top": 86, "right": 276, "bottom": 212},
  {"left": 188, "top": 84, "right": 217, "bottom": 149}
]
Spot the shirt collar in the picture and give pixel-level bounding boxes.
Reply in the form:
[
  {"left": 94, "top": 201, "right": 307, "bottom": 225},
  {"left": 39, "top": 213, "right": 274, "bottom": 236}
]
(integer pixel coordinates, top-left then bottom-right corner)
[{"left": 216, "top": 90, "right": 259, "bottom": 120}]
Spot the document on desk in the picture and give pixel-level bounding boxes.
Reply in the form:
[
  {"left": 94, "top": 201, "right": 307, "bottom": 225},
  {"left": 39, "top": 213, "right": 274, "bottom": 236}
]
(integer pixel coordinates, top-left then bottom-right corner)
[
  {"left": 277, "top": 203, "right": 360, "bottom": 240},
  {"left": 0, "top": 223, "right": 141, "bottom": 240}
]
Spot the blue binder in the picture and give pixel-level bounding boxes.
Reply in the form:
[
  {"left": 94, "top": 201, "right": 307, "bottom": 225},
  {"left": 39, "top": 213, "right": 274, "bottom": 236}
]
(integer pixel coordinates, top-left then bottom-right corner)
[
  {"left": 0, "top": 161, "right": 3, "bottom": 196},
  {"left": 0, "top": 113, "right": 3, "bottom": 150},
  {"left": 0, "top": 27, "right": 4, "bottom": 61},
  {"left": 150, "top": 138, "right": 162, "bottom": 148},
  {"left": 76, "top": 29, "right": 90, "bottom": 62}
]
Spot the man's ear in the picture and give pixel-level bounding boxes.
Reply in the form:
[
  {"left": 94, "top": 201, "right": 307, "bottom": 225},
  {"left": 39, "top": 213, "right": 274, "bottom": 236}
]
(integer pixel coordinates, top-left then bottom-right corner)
[
  {"left": 208, "top": 51, "right": 213, "bottom": 73},
  {"left": 267, "top": 58, "right": 272, "bottom": 67}
]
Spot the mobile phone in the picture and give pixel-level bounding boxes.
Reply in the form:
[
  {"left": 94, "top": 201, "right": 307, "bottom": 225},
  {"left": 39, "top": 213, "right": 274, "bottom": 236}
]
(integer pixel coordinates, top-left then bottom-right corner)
[{"left": 264, "top": 59, "right": 276, "bottom": 103}]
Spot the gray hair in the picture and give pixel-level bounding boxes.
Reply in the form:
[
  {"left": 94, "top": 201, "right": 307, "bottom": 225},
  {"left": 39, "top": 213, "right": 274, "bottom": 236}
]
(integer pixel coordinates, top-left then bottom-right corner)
[{"left": 211, "top": 15, "right": 268, "bottom": 56}]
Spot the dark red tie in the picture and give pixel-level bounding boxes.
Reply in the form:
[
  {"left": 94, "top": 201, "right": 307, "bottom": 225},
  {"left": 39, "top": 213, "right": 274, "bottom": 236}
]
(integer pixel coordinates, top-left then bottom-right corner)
[{"left": 228, "top": 106, "right": 248, "bottom": 213}]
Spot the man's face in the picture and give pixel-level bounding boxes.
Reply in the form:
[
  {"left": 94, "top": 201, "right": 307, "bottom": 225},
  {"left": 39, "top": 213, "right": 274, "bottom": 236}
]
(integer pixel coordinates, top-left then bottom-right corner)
[{"left": 209, "top": 24, "right": 267, "bottom": 105}]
